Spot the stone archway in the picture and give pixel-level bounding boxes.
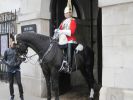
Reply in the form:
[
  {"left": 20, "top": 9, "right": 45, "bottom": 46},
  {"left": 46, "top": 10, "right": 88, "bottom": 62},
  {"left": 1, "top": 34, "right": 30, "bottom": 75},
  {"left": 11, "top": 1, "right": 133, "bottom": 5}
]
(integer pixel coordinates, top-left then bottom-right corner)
[
  {"left": 50, "top": 0, "right": 102, "bottom": 97},
  {"left": 50, "top": 0, "right": 85, "bottom": 93}
]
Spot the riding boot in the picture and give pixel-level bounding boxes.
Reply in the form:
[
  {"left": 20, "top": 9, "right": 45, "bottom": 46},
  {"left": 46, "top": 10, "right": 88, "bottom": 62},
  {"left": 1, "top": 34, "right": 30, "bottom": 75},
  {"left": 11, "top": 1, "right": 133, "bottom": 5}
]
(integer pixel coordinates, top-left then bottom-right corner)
[
  {"left": 59, "top": 45, "right": 69, "bottom": 73},
  {"left": 67, "top": 44, "right": 73, "bottom": 73},
  {"left": 63, "top": 48, "right": 68, "bottom": 61},
  {"left": 89, "top": 98, "right": 94, "bottom": 100},
  {"left": 59, "top": 44, "right": 73, "bottom": 73}
]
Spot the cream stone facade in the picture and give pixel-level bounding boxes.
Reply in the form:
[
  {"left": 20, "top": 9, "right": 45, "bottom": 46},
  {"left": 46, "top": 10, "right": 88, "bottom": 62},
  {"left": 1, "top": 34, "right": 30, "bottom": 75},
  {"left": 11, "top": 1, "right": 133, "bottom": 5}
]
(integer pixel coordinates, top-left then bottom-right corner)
[
  {"left": 17, "top": 0, "right": 51, "bottom": 97},
  {"left": 99, "top": 0, "right": 133, "bottom": 100}
]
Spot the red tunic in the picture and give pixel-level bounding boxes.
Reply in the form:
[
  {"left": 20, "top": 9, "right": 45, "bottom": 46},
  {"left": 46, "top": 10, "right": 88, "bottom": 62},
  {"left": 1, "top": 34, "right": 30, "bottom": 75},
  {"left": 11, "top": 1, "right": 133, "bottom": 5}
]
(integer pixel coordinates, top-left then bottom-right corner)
[{"left": 59, "top": 18, "right": 77, "bottom": 43}]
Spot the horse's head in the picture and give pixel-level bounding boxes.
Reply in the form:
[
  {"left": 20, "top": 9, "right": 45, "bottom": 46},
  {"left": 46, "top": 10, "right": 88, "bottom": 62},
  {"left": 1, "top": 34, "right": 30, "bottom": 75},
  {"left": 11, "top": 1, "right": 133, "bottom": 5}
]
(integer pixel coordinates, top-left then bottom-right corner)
[
  {"left": 14, "top": 34, "right": 28, "bottom": 56},
  {"left": 15, "top": 41, "right": 28, "bottom": 56}
]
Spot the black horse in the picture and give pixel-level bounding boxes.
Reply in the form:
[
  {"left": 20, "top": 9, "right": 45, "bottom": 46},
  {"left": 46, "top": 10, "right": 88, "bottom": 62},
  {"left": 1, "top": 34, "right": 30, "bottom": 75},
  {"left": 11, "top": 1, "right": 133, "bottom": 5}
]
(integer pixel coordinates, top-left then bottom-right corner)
[{"left": 15, "top": 33, "right": 95, "bottom": 100}]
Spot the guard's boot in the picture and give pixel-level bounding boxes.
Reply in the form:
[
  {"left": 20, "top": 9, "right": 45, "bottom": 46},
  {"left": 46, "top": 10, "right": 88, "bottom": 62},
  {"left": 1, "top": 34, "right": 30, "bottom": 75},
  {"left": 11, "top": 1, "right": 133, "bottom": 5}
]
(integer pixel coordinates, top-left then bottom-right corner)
[{"left": 89, "top": 97, "right": 94, "bottom": 100}]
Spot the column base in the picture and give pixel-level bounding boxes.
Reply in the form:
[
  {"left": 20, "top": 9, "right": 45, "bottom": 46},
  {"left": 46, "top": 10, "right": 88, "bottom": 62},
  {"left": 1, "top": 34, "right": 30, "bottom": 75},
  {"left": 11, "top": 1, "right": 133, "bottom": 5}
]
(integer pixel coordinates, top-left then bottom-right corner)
[{"left": 100, "top": 87, "right": 133, "bottom": 100}]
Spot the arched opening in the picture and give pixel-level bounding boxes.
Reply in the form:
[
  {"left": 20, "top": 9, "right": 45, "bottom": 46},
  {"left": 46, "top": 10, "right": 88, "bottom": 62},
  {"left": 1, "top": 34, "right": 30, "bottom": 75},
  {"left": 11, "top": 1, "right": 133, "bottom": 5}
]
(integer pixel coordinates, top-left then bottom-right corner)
[
  {"left": 50, "top": 0, "right": 85, "bottom": 94},
  {"left": 50, "top": 0, "right": 102, "bottom": 98}
]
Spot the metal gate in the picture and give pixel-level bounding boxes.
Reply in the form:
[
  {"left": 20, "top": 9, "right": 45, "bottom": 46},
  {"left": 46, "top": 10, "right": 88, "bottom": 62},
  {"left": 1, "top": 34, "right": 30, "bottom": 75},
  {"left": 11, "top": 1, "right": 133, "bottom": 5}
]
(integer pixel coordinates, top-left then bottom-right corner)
[{"left": 0, "top": 11, "right": 17, "bottom": 82}]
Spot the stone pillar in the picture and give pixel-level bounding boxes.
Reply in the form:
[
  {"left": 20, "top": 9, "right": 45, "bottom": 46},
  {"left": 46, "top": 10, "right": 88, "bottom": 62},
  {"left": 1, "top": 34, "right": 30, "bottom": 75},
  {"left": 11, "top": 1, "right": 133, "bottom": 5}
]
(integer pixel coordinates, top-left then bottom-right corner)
[
  {"left": 17, "top": 0, "right": 51, "bottom": 97},
  {"left": 99, "top": 0, "right": 133, "bottom": 100}
]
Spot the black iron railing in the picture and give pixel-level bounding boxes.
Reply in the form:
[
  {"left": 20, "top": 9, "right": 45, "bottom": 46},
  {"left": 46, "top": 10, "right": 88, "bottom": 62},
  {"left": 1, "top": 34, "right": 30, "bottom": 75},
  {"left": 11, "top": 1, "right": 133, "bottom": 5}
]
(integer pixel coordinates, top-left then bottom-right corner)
[
  {"left": 0, "top": 62, "right": 8, "bottom": 82},
  {"left": 0, "top": 10, "right": 17, "bottom": 82}
]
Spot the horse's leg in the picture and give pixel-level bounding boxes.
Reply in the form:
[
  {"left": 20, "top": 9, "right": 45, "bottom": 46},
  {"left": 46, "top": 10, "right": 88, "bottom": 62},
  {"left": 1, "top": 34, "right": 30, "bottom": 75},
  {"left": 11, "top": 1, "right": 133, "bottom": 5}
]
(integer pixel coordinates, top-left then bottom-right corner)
[
  {"left": 43, "top": 72, "right": 51, "bottom": 100},
  {"left": 80, "top": 65, "right": 94, "bottom": 100},
  {"left": 51, "top": 67, "right": 59, "bottom": 100}
]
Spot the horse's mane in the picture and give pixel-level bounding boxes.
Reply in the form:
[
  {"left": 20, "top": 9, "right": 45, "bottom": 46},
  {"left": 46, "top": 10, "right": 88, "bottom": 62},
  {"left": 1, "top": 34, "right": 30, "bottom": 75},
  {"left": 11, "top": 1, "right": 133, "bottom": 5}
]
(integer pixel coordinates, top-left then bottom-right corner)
[
  {"left": 17, "top": 33, "right": 50, "bottom": 42},
  {"left": 17, "top": 33, "right": 51, "bottom": 56}
]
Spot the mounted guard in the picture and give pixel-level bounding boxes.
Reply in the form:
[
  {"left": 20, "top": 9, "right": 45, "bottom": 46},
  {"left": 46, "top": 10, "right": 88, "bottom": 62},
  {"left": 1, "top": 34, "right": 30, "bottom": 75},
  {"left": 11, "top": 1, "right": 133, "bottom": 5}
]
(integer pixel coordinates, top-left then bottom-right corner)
[{"left": 54, "top": 0, "right": 80, "bottom": 73}]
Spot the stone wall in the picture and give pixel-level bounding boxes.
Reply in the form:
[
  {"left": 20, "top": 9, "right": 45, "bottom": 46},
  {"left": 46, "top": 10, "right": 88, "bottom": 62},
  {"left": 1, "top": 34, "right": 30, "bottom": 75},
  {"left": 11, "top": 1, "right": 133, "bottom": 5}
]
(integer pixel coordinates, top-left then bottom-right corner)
[
  {"left": 99, "top": 1, "right": 133, "bottom": 100},
  {"left": 17, "top": 0, "right": 51, "bottom": 97}
]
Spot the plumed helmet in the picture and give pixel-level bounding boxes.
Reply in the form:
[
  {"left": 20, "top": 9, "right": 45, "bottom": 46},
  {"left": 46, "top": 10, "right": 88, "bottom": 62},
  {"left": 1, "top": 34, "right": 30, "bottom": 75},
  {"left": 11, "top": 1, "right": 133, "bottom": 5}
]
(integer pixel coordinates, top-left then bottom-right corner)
[{"left": 64, "top": 0, "right": 72, "bottom": 13}]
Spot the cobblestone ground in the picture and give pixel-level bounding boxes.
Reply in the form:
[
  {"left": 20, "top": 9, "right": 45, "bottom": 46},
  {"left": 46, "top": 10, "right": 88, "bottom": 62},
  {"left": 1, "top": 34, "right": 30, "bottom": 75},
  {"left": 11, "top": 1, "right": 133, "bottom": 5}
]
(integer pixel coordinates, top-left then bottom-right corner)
[{"left": 0, "top": 82, "right": 99, "bottom": 100}]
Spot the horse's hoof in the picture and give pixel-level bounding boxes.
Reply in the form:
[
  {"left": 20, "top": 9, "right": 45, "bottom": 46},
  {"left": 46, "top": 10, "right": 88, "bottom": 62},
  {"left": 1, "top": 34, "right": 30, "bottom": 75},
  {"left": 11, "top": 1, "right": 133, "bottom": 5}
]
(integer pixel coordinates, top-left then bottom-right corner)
[{"left": 89, "top": 97, "right": 94, "bottom": 100}]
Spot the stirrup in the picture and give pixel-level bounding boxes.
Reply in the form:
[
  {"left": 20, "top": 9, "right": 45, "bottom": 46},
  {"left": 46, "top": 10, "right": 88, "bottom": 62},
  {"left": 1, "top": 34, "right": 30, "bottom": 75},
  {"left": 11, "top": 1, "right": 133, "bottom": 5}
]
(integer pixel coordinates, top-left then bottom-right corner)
[
  {"left": 59, "top": 60, "right": 71, "bottom": 74},
  {"left": 59, "top": 60, "right": 68, "bottom": 71}
]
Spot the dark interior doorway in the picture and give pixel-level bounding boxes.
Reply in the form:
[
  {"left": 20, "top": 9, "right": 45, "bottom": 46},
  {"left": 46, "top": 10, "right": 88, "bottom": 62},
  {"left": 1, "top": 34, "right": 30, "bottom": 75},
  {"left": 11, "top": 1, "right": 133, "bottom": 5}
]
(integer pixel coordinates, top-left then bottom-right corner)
[{"left": 50, "top": 0, "right": 102, "bottom": 95}]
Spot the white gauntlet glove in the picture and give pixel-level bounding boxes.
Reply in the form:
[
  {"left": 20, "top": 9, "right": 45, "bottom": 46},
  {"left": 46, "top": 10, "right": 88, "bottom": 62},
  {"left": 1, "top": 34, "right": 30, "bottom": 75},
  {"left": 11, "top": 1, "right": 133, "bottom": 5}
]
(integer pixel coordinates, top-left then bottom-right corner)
[
  {"left": 54, "top": 29, "right": 59, "bottom": 33},
  {"left": 53, "top": 29, "right": 60, "bottom": 39},
  {"left": 75, "top": 44, "right": 84, "bottom": 53}
]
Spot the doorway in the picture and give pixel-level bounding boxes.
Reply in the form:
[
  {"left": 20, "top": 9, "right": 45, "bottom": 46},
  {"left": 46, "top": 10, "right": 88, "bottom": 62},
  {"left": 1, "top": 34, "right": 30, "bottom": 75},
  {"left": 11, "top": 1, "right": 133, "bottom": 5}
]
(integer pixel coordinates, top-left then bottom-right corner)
[{"left": 50, "top": 0, "right": 102, "bottom": 95}]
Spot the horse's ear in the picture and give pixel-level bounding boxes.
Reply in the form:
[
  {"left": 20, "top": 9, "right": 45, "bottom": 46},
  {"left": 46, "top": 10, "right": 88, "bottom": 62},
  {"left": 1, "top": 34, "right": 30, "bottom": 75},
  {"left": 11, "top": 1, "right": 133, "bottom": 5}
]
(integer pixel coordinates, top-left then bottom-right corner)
[
  {"left": 10, "top": 34, "right": 15, "bottom": 41},
  {"left": 14, "top": 34, "right": 17, "bottom": 44},
  {"left": 14, "top": 34, "right": 21, "bottom": 44}
]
